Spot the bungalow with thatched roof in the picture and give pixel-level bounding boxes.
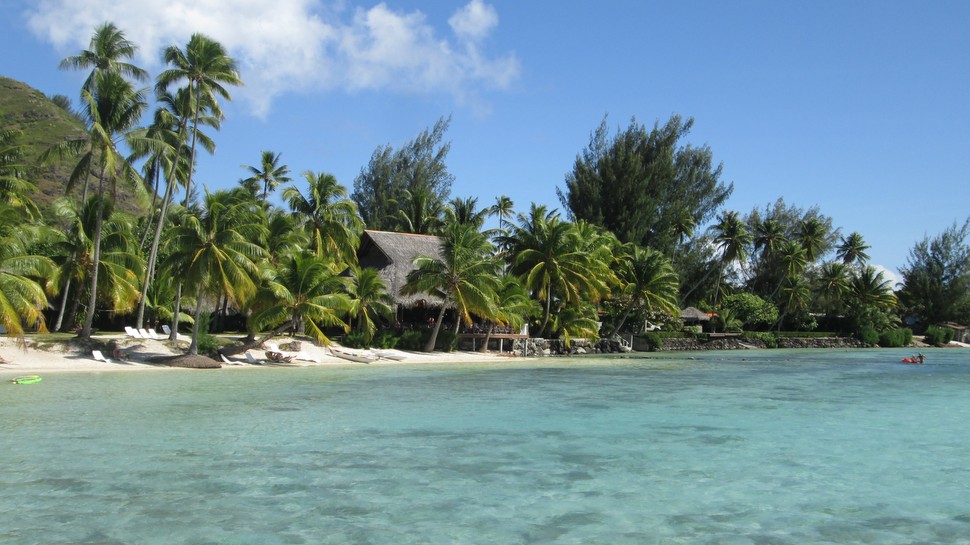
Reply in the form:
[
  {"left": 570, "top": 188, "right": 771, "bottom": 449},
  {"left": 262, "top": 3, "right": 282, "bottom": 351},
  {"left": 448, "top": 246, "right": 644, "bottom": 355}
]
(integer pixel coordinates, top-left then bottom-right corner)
[{"left": 357, "top": 230, "right": 447, "bottom": 310}]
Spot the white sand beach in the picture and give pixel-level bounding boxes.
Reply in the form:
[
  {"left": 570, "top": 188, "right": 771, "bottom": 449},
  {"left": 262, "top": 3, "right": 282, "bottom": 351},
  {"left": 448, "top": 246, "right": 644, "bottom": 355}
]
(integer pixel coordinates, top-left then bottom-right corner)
[{"left": 0, "top": 333, "right": 527, "bottom": 375}]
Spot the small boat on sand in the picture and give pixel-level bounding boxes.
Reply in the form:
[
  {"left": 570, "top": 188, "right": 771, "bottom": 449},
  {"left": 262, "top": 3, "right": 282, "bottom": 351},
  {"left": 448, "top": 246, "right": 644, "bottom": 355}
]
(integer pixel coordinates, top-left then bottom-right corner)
[{"left": 329, "top": 347, "right": 379, "bottom": 364}]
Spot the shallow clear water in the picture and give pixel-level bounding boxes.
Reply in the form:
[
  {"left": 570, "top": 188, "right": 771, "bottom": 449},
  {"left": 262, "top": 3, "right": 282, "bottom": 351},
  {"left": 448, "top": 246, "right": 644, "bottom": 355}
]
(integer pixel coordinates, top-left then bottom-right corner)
[{"left": 3, "top": 349, "right": 970, "bottom": 544}]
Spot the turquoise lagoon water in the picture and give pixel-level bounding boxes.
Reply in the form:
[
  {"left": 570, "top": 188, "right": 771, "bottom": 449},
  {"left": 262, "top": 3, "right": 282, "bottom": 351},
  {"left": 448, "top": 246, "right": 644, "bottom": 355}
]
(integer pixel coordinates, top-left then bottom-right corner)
[{"left": 2, "top": 349, "right": 970, "bottom": 544}]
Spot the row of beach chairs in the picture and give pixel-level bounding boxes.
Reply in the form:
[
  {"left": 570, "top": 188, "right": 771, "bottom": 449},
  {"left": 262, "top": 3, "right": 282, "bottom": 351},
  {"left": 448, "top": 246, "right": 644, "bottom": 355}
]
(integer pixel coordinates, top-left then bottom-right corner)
[{"left": 124, "top": 325, "right": 171, "bottom": 340}]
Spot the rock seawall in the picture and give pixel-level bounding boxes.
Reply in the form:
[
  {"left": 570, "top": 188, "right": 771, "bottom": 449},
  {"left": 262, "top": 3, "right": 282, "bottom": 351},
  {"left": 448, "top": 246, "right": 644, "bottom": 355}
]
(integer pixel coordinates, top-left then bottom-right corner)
[{"left": 638, "top": 336, "right": 867, "bottom": 352}]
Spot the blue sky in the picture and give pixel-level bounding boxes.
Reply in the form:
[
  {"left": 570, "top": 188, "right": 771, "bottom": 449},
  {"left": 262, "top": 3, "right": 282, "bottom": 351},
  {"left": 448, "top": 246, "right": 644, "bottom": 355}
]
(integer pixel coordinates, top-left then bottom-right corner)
[{"left": 2, "top": 0, "right": 968, "bottom": 281}]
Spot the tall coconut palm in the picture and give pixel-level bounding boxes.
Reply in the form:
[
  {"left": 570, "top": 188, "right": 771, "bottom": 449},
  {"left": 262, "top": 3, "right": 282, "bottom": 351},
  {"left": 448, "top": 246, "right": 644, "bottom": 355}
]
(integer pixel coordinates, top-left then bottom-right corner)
[
  {"left": 65, "top": 71, "right": 148, "bottom": 338},
  {"left": 156, "top": 33, "right": 241, "bottom": 208},
  {"left": 247, "top": 252, "right": 352, "bottom": 347},
  {"left": 490, "top": 195, "right": 514, "bottom": 233},
  {"left": 444, "top": 196, "right": 487, "bottom": 229},
  {"left": 837, "top": 231, "right": 871, "bottom": 267},
  {"left": 345, "top": 265, "right": 394, "bottom": 342},
  {"left": 478, "top": 275, "right": 539, "bottom": 352},
  {"left": 242, "top": 150, "right": 291, "bottom": 200},
  {"left": 395, "top": 187, "right": 445, "bottom": 235},
  {"left": 814, "top": 261, "right": 850, "bottom": 316},
  {"left": 282, "top": 171, "right": 363, "bottom": 266},
  {"left": 163, "top": 189, "right": 267, "bottom": 354},
  {"left": 712, "top": 210, "right": 752, "bottom": 303},
  {"left": 0, "top": 130, "right": 40, "bottom": 220},
  {"left": 59, "top": 22, "right": 148, "bottom": 92},
  {"left": 402, "top": 222, "right": 501, "bottom": 352},
  {"left": 608, "top": 244, "right": 680, "bottom": 336},
  {"left": 797, "top": 217, "right": 829, "bottom": 264}
]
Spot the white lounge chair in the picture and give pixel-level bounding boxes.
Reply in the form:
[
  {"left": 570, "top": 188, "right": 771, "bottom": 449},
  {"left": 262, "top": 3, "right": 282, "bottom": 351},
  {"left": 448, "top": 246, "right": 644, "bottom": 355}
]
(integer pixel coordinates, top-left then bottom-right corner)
[
  {"left": 92, "top": 350, "right": 112, "bottom": 363},
  {"left": 245, "top": 352, "right": 261, "bottom": 365},
  {"left": 147, "top": 328, "right": 162, "bottom": 339},
  {"left": 124, "top": 326, "right": 142, "bottom": 338},
  {"left": 162, "top": 325, "right": 172, "bottom": 335},
  {"left": 138, "top": 328, "right": 156, "bottom": 340},
  {"left": 220, "top": 353, "right": 244, "bottom": 366}
]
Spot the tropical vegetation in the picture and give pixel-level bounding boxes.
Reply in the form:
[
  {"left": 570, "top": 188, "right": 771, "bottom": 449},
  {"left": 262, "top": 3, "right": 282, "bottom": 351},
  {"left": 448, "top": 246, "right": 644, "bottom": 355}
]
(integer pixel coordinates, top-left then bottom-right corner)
[{"left": 1, "top": 21, "right": 966, "bottom": 355}]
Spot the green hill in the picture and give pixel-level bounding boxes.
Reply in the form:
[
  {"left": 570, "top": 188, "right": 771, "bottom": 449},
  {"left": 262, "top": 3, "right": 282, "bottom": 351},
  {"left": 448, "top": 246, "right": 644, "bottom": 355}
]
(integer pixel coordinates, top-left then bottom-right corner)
[{"left": 0, "top": 75, "right": 146, "bottom": 216}]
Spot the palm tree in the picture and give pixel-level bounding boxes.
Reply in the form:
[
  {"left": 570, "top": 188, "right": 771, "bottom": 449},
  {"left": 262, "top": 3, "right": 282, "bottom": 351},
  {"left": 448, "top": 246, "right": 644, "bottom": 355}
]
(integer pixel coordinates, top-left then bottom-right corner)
[
  {"left": 66, "top": 71, "right": 148, "bottom": 338},
  {"left": 0, "top": 130, "right": 40, "bottom": 220},
  {"left": 712, "top": 211, "right": 752, "bottom": 303},
  {"left": 478, "top": 275, "right": 539, "bottom": 352},
  {"left": 49, "top": 197, "right": 144, "bottom": 332},
  {"left": 814, "top": 261, "right": 850, "bottom": 316},
  {"left": 282, "top": 171, "right": 363, "bottom": 266},
  {"left": 444, "top": 196, "right": 487, "bottom": 229},
  {"left": 156, "top": 33, "right": 241, "bottom": 208},
  {"left": 754, "top": 218, "right": 787, "bottom": 261},
  {"left": 247, "top": 252, "right": 352, "bottom": 347},
  {"left": 402, "top": 222, "right": 501, "bottom": 352},
  {"left": 395, "top": 187, "right": 445, "bottom": 235},
  {"left": 58, "top": 22, "right": 148, "bottom": 92},
  {"left": 242, "top": 150, "right": 291, "bottom": 200},
  {"left": 345, "top": 265, "right": 394, "bottom": 342},
  {"left": 608, "top": 244, "right": 680, "bottom": 336},
  {"left": 837, "top": 231, "right": 871, "bottom": 267},
  {"left": 489, "top": 195, "right": 514, "bottom": 233},
  {"left": 507, "top": 205, "right": 611, "bottom": 337},
  {"left": 0, "top": 204, "right": 55, "bottom": 343},
  {"left": 797, "top": 217, "right": 829, "bottom": 264},
  {"left": 163, "top": 189, "right": 267, "bottom": 354}
]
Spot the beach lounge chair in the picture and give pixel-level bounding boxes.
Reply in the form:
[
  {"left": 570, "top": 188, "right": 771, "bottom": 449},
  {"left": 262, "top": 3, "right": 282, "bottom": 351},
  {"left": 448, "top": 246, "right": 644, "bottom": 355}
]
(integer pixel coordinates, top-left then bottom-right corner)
[
  {"left": 162, "top": 325, "right": 172, "bottom": 336},
  {"left": 245, "top": 352, "right": 262, "bottom": 365},
  {"left": 125, "top": 326, "right": 142, "bottom": 338},
  {"left": 92, "top": 350, "right": 112, "bottom": 364},
  {"left": 147, "top": 328, "right": 163, "bottom": 339},
  {"left": 219, "top": 353, "right": 244, "bottom": 366},
  {"left": 138, "top": 328, "right": 156, "bottom": 340}
]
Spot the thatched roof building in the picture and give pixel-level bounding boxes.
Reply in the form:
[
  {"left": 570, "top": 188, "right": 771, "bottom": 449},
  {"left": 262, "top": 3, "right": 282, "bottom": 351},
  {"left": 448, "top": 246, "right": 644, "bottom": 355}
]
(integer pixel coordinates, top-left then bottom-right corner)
[
  {"left": 358, "top": 230, "right": 447, "bottom": 308},
  {"left": 680, "top": 306, "right": 711, "bottom": 323}
]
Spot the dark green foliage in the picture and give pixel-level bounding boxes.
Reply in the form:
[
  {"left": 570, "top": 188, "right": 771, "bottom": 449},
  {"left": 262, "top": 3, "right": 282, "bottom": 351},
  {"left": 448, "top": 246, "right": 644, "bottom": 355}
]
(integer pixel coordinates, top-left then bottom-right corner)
[
  {"left": 195, "top": 312, "right": 219, "bottom": 355},
  {"left": 720, "top": 292, "right": 778, "bottom": 329},
  {"left": 397, "top": 330, "right": 428, "bottom": 351},
  {"left": 923, "top": 325, "right": 954, "bottom": 346},
  {"left": 342, "top": 330, "right": 370, "bottom": 348},
  {"left": 857, "top": 327, "right": 879, "bottom": 345},
  {"left": 642, "top": 332, "right": 662, "bottom": 351},
  {"left": 351, "top": 117, "right": 453, "bottom": 232},
  {"left": 558, "top": 115, "right": 732, "bottom": 254},
  {"left": 374, "top": 331, "right": 399, "bottom": 349},
  {"left": 435, "top": 330, "right": 458, "bottom": 352},
  {"left": 742, "top": 331, "right": 779, "bottom": 348},
  {"left": 878, "top": 328, "right": 913, "bottom": 348},
  {"left": 898, "top": 218, "right": 970, "bottom": 325}
]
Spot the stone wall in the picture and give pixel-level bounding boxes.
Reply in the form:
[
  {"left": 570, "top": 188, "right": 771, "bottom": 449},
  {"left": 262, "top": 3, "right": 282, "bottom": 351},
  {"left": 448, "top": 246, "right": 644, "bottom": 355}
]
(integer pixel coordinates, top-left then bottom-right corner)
[{"left": 635, "top": 335, "right": 868, "bottom": 352}]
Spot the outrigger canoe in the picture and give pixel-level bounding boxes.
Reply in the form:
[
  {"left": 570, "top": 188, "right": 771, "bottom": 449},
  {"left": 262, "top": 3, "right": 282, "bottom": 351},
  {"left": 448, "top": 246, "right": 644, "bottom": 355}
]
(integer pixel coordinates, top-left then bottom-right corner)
[{"left": 11, "top": 375, "right": 42, "bottom": 385}]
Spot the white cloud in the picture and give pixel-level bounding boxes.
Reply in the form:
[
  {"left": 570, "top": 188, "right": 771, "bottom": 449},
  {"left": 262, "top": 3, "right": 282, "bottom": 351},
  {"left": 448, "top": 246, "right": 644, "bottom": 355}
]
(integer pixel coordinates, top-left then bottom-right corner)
[
  {"left": 26, "top": 0, "right": 518, "bottom": 117},
  {"left": 872, "top": 263, "right": 901, "bottom": 289}
]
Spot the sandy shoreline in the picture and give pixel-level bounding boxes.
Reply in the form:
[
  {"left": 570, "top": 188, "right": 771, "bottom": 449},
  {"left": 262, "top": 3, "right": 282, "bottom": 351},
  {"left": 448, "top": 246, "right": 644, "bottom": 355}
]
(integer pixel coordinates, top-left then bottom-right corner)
[{"left": 0, "top": 333, "right": 529, "bottom": 376}]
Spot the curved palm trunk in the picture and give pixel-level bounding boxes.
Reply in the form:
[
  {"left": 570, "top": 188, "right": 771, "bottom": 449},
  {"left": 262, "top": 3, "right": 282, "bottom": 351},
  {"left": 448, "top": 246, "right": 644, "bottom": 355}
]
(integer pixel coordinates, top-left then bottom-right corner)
[
  {"left": 538, "top": 285, "right": 553, "bottom": 337},
  {"left": 139, "top": 161, "right": 161, "bottom": 248},
  {"left": 423, "top": 305, "right": 448, "bottom": 352},
  {"left": 136, "top": 177, "right": 175, "bottom": 328},
  {"left": 79, "top": 167, "right": 106, "bottom": 338},
  {"left": 479, "top": 324, "right": 494, "bottom": 353},
  {"left": 608, "top": 306, "right": 634, "bottom": 338},
  {"left": 170, "top": 283, "right": 182, "bottom": 341},
  {"left": 182, "top": 83, "right": 202, "bottom": 208},
  {"left": 53, "top": 276, "right": 72, "bottom": 332}
]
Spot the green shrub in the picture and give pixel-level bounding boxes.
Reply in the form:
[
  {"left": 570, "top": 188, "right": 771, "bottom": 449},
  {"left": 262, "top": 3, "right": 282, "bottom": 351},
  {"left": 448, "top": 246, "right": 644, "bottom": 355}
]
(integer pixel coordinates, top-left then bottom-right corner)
[
  {"left": 924, "top": 325, "right": 954, "bottom": 346},
  {"left": 195, "top": 312, "right": 219, "bottom": 355},
  {"left": 643, "top": 332, "right": 662, "bottom": 351},
  {"left": 342, "top": 331, "right": 370, "bottom": 348},
  {"left": 435, "top": 330, "right": 458, "bottom": 352},
  {"left": 878, "top": 328, "right": 913, "bottom": 348},
  {"left": 374, "top": 331, "right": 399, "bottom": 349},
  {"left": 398, "top": 330, "right": 428, "bottom": 351},
  {"left": 857, "top": 327, "right": 879, "bottom": 345},
  {"left": 743, "top": 331, "right": 778, "bottom": 348}
]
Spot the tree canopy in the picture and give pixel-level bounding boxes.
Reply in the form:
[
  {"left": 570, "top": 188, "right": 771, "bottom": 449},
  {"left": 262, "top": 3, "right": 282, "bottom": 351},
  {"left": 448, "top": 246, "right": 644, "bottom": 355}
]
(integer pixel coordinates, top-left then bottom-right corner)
[{"left": 558, "top": 115, "right": 733, "bottom": 255}]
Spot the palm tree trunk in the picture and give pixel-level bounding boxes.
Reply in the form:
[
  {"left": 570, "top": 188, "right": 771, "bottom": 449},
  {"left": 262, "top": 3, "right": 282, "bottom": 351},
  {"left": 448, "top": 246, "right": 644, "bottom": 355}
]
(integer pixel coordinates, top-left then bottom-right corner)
[
  {"left": 53, "top": 276, "right": 72, "bottom": 332},
  {"left": 139, "top": 160, "right": 161, "bottom": 249},
  {"left": 79, "top": 166, "right": 107, "bottom": 338},
  {"left": 183, "top": 83, "right": 202, "bottom": 208},
  {"left": 608, "top": 306, "right": 634, "bottom": 338},
  {"left": 170, "top": 282, "right": 182, "bottom": 341},
  {"left": 188, "top": 294, "right": 204, "bottom": 355},
  {"left": 423, "top": 305, "right": 447, "bottom": 352},
  {"left": 538, "top": 285, "right": 553, "bottom": 337},
  {"left": 136, "top": 177, "right": 174, "bottom": 328},
  {"left": 479, "top": 324, "right": 494, "bottom": 353}
]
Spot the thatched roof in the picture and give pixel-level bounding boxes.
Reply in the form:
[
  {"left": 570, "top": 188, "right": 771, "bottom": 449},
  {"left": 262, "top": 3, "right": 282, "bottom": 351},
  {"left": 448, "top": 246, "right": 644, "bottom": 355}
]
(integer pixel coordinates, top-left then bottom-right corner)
[
  {"left": 681, "top": 306, "right": 711, "bottom": 322},
  {"left": 358, "top": 230, "right": 447, "bottom": 307}
]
